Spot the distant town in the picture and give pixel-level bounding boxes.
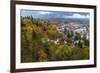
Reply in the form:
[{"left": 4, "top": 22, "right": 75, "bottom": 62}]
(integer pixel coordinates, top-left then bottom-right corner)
[{"left": 29, "top": 17, "right": 89, "bottom": 46}]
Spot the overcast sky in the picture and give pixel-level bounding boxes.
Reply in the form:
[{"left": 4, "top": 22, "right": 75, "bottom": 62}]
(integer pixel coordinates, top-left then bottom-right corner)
[{"left": 21, "top": 9, "right": 90, "bottom": 19}]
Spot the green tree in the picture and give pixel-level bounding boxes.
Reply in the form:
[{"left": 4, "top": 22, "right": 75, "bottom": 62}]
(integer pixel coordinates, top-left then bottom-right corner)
[{"left": 55, "top": 44, "right": 73, "bottom": 60}]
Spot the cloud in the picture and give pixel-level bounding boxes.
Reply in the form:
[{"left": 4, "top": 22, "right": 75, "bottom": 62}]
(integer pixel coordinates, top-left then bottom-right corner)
[
  {"left": 64, "top": 13, "right": 90, "bottom": 19},
  {"left": 39, "top": 11, "right": 51, "bottom": 15}
]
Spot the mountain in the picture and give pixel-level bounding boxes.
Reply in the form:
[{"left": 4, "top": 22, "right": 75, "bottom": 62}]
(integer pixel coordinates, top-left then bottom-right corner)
[{"left": 46, "top": 18, "right": 89, "bottom": 24}]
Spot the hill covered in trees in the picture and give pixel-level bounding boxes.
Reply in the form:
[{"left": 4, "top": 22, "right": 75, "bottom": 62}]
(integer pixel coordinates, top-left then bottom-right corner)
[{"left": 21, "top": 16, "right": 89, "bottom": 63}]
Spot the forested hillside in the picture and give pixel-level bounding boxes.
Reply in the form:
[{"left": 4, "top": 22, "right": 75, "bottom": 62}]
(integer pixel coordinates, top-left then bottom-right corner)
[{"left": 21, "top": 16, "right": 89, "bottom": 63}]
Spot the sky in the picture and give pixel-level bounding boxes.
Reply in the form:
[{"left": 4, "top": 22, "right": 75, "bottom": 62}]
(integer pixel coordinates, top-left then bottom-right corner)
[{"left": 21, "top": 9, "right": 90, "bottom": 19}]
